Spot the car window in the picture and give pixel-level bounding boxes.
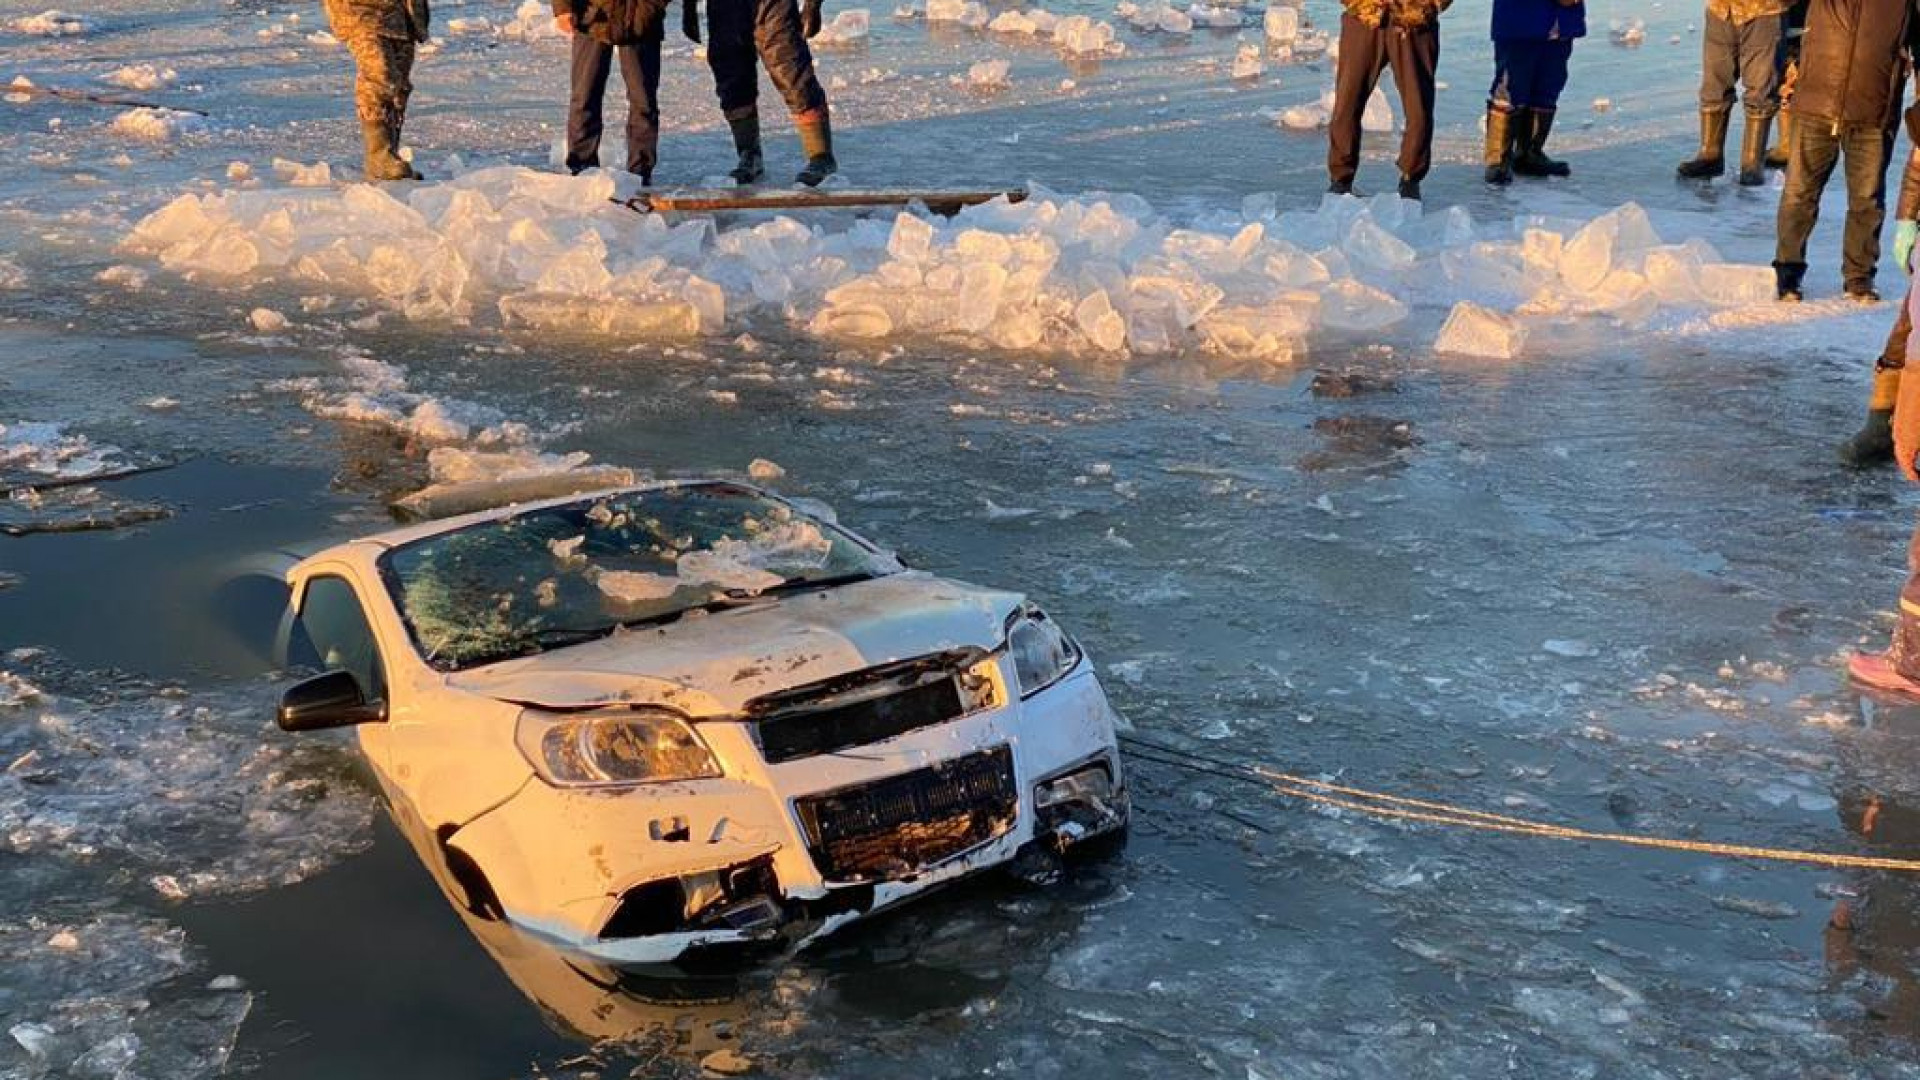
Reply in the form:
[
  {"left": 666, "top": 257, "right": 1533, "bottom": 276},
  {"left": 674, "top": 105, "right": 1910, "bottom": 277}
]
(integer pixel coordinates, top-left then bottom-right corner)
[{"left": 295, "top": 575, "right": 387, "bottom": 702}]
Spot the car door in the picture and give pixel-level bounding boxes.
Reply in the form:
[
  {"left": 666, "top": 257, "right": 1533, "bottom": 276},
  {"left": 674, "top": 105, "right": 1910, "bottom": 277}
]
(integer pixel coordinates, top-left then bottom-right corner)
[{"left": 284, "top": 572, "right": 397, "bottom": 767}]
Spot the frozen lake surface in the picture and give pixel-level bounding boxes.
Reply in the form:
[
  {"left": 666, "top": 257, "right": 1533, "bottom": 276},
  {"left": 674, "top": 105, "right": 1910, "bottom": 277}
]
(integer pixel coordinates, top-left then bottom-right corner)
[{"left": 5, "top": 0, "right": 1920, "bottom": 1075}]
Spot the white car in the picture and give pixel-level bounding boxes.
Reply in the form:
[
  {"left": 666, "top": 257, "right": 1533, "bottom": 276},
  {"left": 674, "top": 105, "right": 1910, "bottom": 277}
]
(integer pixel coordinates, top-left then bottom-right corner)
[{"left": 275, "top": 479, "right": 1128, "bottom": 965}]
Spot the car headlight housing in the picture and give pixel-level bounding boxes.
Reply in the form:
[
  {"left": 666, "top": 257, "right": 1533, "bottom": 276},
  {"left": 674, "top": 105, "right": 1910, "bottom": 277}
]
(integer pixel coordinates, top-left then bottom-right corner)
[
  {"left": 515, "top": 707, "right": 722, "bottom": 788},
  {"left": 1006, "top": 606, "right": 1082, "bottom": 698}
]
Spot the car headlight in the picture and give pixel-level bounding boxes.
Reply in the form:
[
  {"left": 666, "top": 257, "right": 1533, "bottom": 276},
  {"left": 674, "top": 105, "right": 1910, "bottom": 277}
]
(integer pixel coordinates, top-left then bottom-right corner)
[
  {"left": 1006, "top": 606, "right": 1082, "bottom": 698},
  {"left": 514, "top": 707, "right": 722, "bottom": 788}
]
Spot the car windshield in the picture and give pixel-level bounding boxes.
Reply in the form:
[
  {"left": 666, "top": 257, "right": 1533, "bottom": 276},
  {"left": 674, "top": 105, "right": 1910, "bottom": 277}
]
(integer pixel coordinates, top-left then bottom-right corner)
[{"left": 379, "top": 483, "right": 891, "bottom": 671}]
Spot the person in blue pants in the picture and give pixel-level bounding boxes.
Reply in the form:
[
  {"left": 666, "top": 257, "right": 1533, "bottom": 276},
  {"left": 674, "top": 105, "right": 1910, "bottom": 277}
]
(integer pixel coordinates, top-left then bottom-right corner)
[{"left": 1484, "top": 0, "right": 1586, "bottom": 184}]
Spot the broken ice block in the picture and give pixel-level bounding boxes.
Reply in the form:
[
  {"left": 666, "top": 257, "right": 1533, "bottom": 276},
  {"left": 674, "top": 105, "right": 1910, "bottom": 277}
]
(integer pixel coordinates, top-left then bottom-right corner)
[
  {"left": 1434, "top": 301, "right": 1526, "bottom": 359},
  {"left": 1263, "top": 5, "right": 1297, "bottom": 41},
  {"left": 1696, "top": 263, "right": 1775, "bottom": 307},
  {"left": 1361, "top": 90, "right": 1394, "bottom": 132},
  {"left": 1230, "top": 43, "right": 1263, "bottom": 79},
  {"left": 967, "top": 59, "right": 1011, "bottom": 90}
]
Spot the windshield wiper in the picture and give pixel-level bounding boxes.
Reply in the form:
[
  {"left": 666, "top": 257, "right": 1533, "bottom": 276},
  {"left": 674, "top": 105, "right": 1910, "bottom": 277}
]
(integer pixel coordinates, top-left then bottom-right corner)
[{"left": 723, "top": 570, "right": 879, "bottom": 601}]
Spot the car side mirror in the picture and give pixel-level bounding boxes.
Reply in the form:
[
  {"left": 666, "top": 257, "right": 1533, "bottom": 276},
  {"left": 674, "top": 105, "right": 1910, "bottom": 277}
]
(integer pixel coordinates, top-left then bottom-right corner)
[{"left": 278, "top": 670, "right": 388, "bottom": 731}]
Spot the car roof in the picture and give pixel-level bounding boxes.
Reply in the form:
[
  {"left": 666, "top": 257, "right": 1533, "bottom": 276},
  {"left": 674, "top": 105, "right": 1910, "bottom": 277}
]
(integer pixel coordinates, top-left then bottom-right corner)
[{"left": 291, "top": 476, "right": 771, "bottom": 575}]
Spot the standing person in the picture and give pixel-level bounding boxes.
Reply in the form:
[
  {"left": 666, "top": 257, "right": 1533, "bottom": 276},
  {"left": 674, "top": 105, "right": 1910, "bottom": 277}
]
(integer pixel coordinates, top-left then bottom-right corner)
[
  {"left": 1674, "top": 0, "right": 1789, "bottom": 185},
  {"left": 1848, "top": 283, "right": 1920, "bottom": 692},
  {"left": 1771, "top": 0, "right": 1919, "bottom": 304},
  {"left": 1325, "top": 0, "right": 1449, "bottom": 201},
  {"left": 1764, "top": 0, "right": 1810, "bottom": 170},
  {"left": 324, "top": 0, "right": 429, "bottom": 181},
  {"left": 554, "top": 0, "right": 667, "bottom": 181},
  {"left": 1838, "top": 107, "right": 1920, "bottom": 466},
  {"left": 1483, "top": 0, "right": 1586, "bottom": 185},
  {"left": 684, "top": 0, "right": 837, "bottom": 186}
]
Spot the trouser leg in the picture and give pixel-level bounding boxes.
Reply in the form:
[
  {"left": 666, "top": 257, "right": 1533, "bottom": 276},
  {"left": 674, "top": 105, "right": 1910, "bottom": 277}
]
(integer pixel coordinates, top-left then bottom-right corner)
[
  {"left": 1775, "top": 121, "right": 1841, "bottom": 267},
  {"left": 616, "top": 39, "right": 663, "bottom": 177},
  {"left": 753, "top": 0, "right": 828, "bottom": 118},
  {"left": 1385, "top": 22, "right": 1439, "bottom": 183},
  {"left": 1840, "top": 124, "right": 1894, "bottom": 293},
  {"left": 1883, "top": 290, "right": 1914, "bottom": 371},
  {"left": 567, "top": 34, "right": 615, "bottom": 173},
  {"left": 1735, "top": 13, "right": 1782, "bottom": 118},
  {"left": 704, "top": 0, "right": 761, "bottom": 119},
  {"left": 1327, "top": 13, "right": 1385, "bottom": 186},
  {"left": 1698, "top": 14, "right": 1737, "bottom": 114}
]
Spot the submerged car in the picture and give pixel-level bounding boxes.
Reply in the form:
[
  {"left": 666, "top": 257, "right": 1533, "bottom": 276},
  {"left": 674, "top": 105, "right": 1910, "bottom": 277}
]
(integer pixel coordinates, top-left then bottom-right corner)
[{"left": 275, "top": 479, "right": 1128, "bottom": 964}]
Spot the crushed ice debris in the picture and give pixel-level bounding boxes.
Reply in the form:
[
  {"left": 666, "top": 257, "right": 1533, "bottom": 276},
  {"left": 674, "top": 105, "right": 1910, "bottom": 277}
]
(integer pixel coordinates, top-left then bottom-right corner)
[
  {"left": 1542, "top": 639, "right": 1598, "bottom": 658},
  {"left": 101, "top": 64, "right": 177, "bottom": 91},
  {"left": 965, "top": 59, "right": 1011, "bottom": 90},
  {"left": 1229, "top": 43, "right": 1263, "bottom": 80},
  {"left": 0, "top": 257, "right": 24, "bottom": 289},
  {"left": 96, "top": 264, "right": 148, "bottom": 290},
  {"left": 0, "top": 670, "right": 44, "bottom": 708},
  {"left": 748, "top": 458, "right": 786, "bottom": 481},
  {"left": 1610, "top": 16, "right": 1646, "bottom": 46},
  {"left": 1263, "top": 4, "right": 1297, "bottom": 41},
  {"left": 0, "top": 421, "right": 127, "bottom": 482},
  {"left": 109, "top": 107, "right": 207, "bottom": 142},
  {"left": 926, "top": 0, "right": 988, "bottom": 26},
  {"left": 1117, "top": 1, "right": 1193, "bottom": 33},
  {"left": 248, "top": 307, "right": 289, "bottom": 333},
  {"left": 500, "top": 0, "right": 565, "bottom": 39},
  {"left": 9, "top": 9, "right": 92, "bottom": 35},
  {"left": 271, "top": 157, "right": 333, "bottom": 187},
  {"left": 275, "top": 351, "right": 533, "bottom": 446}
]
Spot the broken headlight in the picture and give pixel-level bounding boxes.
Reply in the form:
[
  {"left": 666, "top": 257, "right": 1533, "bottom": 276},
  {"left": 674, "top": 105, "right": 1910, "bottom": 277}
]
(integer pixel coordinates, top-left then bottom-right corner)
[
  {"left": 515, "top": 707, "right": 722, "bottom": 788},
  {"left": 1006, "top": 606, "right": 1082, "bottom": 698}
]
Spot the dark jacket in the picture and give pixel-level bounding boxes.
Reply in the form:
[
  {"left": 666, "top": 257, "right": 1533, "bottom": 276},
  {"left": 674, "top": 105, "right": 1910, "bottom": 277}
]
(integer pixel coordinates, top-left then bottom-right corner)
[
  {"left": 1341, "top": 0, "right": 1450, "bottom": 29},
  {"left": 552, "top": 0, "right": 667, "bottom": 44},
  {"left": 1790, "top": 0, "right": 1920, "bottom": 129},
  {"left": 1492, "top": 0, "right": 1587, "bottom": 40}
]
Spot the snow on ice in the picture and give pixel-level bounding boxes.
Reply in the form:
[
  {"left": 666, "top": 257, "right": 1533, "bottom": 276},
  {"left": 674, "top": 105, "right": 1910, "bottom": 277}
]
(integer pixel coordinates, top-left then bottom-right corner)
[
  {"left": 109, "top": 107, "right": 207, "bottom": 142},
  {"left": 0, "top": 421, "right": 126, "bottom": 481},
  {"left": 8, "top": 9, "right": 92, "bottom": 35},
  {"left": 122, "top": 168, "right": 1791, "bottom": 368},
  {"left": 102, "top": 64, "right": 178, "bottom": 91}
]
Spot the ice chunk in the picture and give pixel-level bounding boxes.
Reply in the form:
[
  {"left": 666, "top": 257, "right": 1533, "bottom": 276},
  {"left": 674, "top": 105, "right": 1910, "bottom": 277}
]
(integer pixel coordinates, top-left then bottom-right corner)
[
  {"left": 1344, "top": 216, "right": 1416, "bottom": 275},
  {"left": 748, "top": 458, "right": 785, "bottom": 480},
  {"left": 1361, "top": 90, "right": 1394, "bottom": 133},
  {"left": 1230, "top": 43, "right": 1263, "bottom": 79},
  {"left": 101, "top": 64, "right": 177, "bottom": 91},
  {"left": 109, "top": 107, "right": 206, "bottom": 142},
  {"left": 0, "top": 257, "right": 25, "bottom": 289},
  {"left": 967, "top": 59, "right": 1011, "bottom": 90},
  {"left": 926, "top": 0, "right": 988, "bottom": 25},
  {"left": 1052, "top": 15, "right": 1118, "bottom": 53},
  {"left": 1610, "top": 16, "right": 1645, "bottom": 46},
  {"left": 1318, "top": 279, "right": 1407, "bottom": 332},
  {"left": 812, "top": 8, "right": 871, "bottom": 44},
  {"left": 271, "top": 158, "right": 333, "bottom": 186},
  {"left": 1187, "top": 3, "right": 1242, "bottom": 28},
  {"left": 1434, "top": 301, "right": 1527, "bottom": 359},
  {"left": 500, "top": 0, "right": 565, "bottom": 38},
  {"left": 9, "top": 9, "right": 92, "bottom": 34},
  {"left": 248, "top": 307, "right": 288, "bottom": 333},
  {"left": 597, "top": 570, "right": 681, "bottom": 603},
  {"left": 1696, "top": 263, "right": 1775, "bottom": 307},
  {"left": 1264, "top": 5, "right": 1298, "bottom": 41}
]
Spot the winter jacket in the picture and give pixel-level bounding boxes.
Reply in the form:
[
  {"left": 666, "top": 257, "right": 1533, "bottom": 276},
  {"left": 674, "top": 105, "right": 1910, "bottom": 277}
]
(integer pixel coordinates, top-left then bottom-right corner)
[
  {"left": 1789, "top": 0, "right": 1920, "bottom": 129},
  {"left": 1491, "top": 0, "right": 1587, "bottom": 40},
  {"left": 1705, "top": 0, "right": 1792, "bottom": 23},
  {"left": 1341, "top": 0, "right": 1450, "bottom": 30},
  {"left": 1901, "top": 98, "right": 1920, "bottom": 218},
  {"left": 552, "top": 0, "right": 668, "bottom": 44},
  {"left": 328, "top": 0, "right": 430, "bottom": 42}
]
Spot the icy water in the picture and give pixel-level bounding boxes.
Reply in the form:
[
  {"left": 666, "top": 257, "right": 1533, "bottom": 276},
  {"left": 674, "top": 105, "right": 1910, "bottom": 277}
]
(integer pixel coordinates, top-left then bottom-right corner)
[{"left": 7, "top": 0, "right": 1920, "bottom": 1076}]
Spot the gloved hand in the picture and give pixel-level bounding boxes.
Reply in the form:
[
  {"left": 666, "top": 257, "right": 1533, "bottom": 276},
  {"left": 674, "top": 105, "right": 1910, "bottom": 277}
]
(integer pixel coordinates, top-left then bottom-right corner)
[
  {"left": 682, "top": 0, "right": 700, "bottom": 42},
  {"left": 1898, "top": 219, "right": 1919, "bottom": 273},
  {"left": 802, "top": 0, "right": 823, "bottom": 37}
]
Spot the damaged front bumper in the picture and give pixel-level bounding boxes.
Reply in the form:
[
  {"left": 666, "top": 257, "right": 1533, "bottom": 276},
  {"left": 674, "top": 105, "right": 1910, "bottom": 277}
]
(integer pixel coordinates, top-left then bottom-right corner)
[{"left": 447, "top": 664, "right": 1129, "bottom": 966}]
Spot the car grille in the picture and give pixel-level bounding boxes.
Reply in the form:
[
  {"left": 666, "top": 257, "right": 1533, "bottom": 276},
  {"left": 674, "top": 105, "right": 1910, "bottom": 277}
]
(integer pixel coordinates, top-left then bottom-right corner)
[
  {"left": 794, "top": 745, "right": 1018, "bottom": 883},
  {"left": 755, "top": 676, "right": 966, "bottom": 764}
]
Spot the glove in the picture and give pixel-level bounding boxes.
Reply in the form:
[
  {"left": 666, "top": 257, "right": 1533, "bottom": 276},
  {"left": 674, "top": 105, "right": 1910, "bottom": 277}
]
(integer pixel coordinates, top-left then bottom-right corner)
[
  {"left": 1898, "top": 219, "right": 1919, "bottom": 274},
  {"left": 682, "top": 0, "right": 700, "bottom": 42},
  {"left": 802, "top": 0, "right": 822, "bottom": 37}
]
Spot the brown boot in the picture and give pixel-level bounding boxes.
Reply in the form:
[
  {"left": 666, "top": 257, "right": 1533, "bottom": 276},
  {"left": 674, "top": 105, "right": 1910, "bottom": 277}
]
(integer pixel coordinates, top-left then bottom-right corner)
[
  {"left": 362, "top": 118, "right": 420, "bottom": 182},
  {"left": 1483, "top": 105, "right": 1513, "bottom": 185},
  {"left": 1676, "top": 109, "right": 1729, "bottom": 179},
  {"left": 794, "top": 111, "right": 837, "bottom": 187},
  {"left": 1737, "top": 114, "right": 1771, "bottom": 186},
  {"left": 1765, "top": 109, "right": 1792, "bottom": 170}
]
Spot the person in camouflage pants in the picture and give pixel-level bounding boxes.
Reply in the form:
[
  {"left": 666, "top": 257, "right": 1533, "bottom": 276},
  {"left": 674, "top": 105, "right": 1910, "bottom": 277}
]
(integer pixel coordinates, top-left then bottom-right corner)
[
  {"left": 325, "top": 0, "right": 430, "bottom": 181},
  {"left": 1674, "top": 0, "right": 1790, "bottom": 185}
]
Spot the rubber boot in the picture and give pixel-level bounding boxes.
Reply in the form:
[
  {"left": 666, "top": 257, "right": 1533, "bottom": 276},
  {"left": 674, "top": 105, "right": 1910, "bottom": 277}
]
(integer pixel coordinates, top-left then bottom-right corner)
[
  {"left": 362, "top": 118, "right": 420, "bottom": 182},
  {"left": 1737, "top": 114, "right": 1771, "bottom": 186},
  {"left": 1838, "top": 367, "right": 1901, "bottom": 466},
  {"left": 1849, "top": 651, "right": 1920, "bottom": 699},
  {"left": 1515, "top": 108, "right": 1571, "bottom": 177},
  {"left": 1483, "top": 105, "right": 1514, "bottom": 186},
  {"left": 1766, "top": 109, "right": 1792, "bottom": 170},
  {"left": 726, "top": 110, "right": 766, "bottom": 185},
  {"left": 1396, "top": 176, "right": 1421, "bottom": 201},
  {"left": 1676, "top": 109, "right": 1729, "bottom": 179},
  {"left": 1774, "top": 259, "right": 1806, "bottom": 302},
  {"left": 794, "top": 112, "right": 837, "bottom": 187}
]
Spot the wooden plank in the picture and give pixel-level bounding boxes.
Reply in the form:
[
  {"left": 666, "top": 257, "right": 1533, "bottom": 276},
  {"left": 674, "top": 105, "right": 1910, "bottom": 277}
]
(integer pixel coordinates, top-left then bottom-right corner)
[{"left": 623, "top": 187, "right": 1027, "bottom": 216}]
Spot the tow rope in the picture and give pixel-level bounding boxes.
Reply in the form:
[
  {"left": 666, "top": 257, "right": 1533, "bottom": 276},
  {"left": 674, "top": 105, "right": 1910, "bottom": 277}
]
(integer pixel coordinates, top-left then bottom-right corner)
[{"left": 1118, "top": 734, "right": 1920, "bottom": 874}]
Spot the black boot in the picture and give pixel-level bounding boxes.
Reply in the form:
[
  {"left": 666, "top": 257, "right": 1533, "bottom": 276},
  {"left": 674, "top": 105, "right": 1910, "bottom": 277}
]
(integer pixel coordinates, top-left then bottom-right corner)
[
  {"left": 1766, "top": 109, "right": 1792, "bottom": 170},
  {"left": 1839, "top": 408, "right": 1895, "bottom": 467},
  {"left": 1676, "top": 109, "right": 1729, "bottom": 179},
  {"left": 1737, "top": 114, "right": 1771, "bottom": 186},
  {"left": 1327, "top": 177, "right": 1356, "bottom": 195},
  {"left": 1511, "top": 108, "right": 1570, "bottom": 177},
  {"left": 726, "top": 110, "right": 765, "bottom": 185},
  {"left": 1483, "top": 105, "right": 1513, "bottom": 185},
  {"left": 795, "top": 113, "right": 837, "bottom": 187},
  {"left": 1396, "top": 176, "right": 1421, "bottom": 201},
  {"left": 1773, "top": 260, "right": 1806, "bottom": 302}
]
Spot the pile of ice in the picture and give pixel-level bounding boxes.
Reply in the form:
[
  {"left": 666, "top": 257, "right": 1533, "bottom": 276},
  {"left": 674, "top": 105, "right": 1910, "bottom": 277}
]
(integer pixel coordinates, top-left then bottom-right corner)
[
  {"left": 812, "top": 8, "right": 871, "bottom": 45},
  {"left": 122, "top": 169, "right": 1786, "bottom": 367},
  {"left": 987, "top": 9, "right": 1124, "bottom": 54},
  {"left": 500, "top": 0, "right": 565, "bottom": 39},
  {"left": 1117, "top": 1, "right": 1193, "bottom": 33},
  {"left": 8, "top": 9, "right": 92, "bottom": 35},
  {"left": 102, "top": 63, "right": 177, "bottom": 91},
  {"left": 0, "top": 421, "right": 125, "bottom": 482},
  {"left": 270, "top": 350, "right": 536, "bottom": 445},
  {"left": 1, "top": 913, "right": 251, "bottom": 1080},
  {"left": 926, "top": 0, "right": 988, "bottom": 27},
  {"left": 109, "top": 106, "right": 206, "bottom": 142},
  {"left": 1187, "top": 3, "right": 1242, "bottom": 28},
  {"left": 0, "top": 667, "right": 378, "bottom": 897}
]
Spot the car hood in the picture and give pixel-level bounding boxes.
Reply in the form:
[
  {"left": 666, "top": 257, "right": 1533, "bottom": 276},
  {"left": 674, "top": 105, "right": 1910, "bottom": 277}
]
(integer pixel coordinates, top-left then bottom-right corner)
[{"left": 446, "top": 571, "right": 1023, "bottom": 716}]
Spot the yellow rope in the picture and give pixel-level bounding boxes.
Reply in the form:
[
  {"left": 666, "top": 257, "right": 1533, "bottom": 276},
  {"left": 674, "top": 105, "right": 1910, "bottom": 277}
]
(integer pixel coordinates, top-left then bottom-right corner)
[{"left": 1246, "top": 765, "right": 1920, "bottom": 874}]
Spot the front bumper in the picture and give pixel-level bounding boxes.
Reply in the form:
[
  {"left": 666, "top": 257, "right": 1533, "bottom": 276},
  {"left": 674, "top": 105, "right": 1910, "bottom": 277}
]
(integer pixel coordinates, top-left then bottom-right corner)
[{"left": 449, "top": 663, "right": 1128, "bottom": 965}]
